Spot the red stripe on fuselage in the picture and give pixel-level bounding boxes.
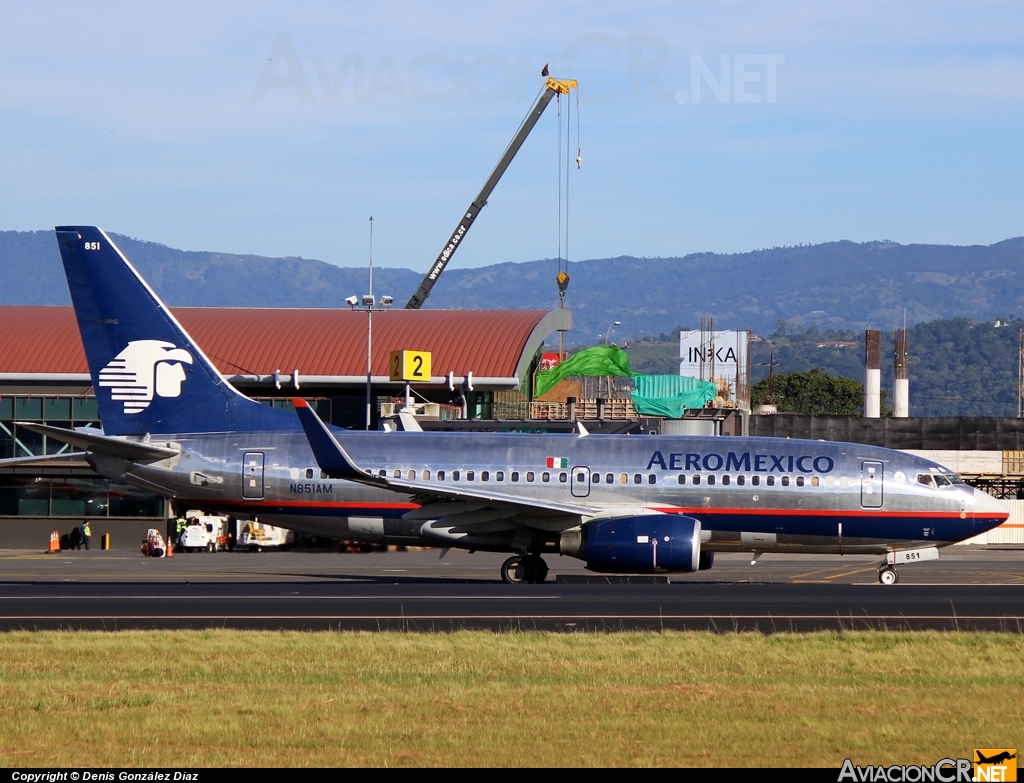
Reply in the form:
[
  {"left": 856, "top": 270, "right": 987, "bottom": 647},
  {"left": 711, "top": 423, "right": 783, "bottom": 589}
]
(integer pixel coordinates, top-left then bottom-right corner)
[{"left": 649, "top": 506, "right": 1009, "bottom": 521}]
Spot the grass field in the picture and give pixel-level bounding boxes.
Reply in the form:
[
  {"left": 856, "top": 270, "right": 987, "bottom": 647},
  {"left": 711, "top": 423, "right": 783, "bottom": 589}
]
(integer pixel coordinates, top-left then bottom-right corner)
[{"left": 0, "top": 630, "right": 1020, "bottom": 767}]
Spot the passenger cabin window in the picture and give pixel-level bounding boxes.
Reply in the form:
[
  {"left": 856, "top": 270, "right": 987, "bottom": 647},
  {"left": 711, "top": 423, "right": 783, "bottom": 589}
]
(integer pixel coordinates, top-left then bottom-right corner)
[
  {"left": 692, "top": 475, "right": 701, "bottom": 485},
  {"left": 707, "top": 475, "right": 716, "bottom": 486},
  {"left": 810, "top": 476, "right": 819, "bottom": 488},
  {"left": 576, "top": 472, "right": 586, "bottom": 483},
  {"left": 542, "top": 472, "right": 551, "bottom": 483},
  {"left": 620, "top": 473, "right": 628, "bottom": 485},
  {"left": 607, "top": 473, "right": 615, "bottom": 484},
  {"left": 796, "top": 476, "right": 804, "bottom": 487},
  {"left": 437, "top": 470, "right": 445, "bottom": 481},
  {"left": 677, "top": 475, "right": 686, "bottom": 485},
  {"left": 321, "top": 470, "right": 328, "bottom": 479},
  {"left": 752, "top": 475, "right": 760, "bottom": 486},
  {"left": 393, "top": 469, "right": 401, "bottom": 479},
  {"left": 306, "top": 468, "right": 314, "bottom": 479},
  {"left": 407, "top": 470, "right": 415, "bottom": 481},
  {"left": 766, "top": 476, "right": 775, "bottom": 486},
  {"left": 647, "top": 474, "right": 656, "bottom": 485},
  {"left": 511, "top": 471, "right": 519, "bottom": 482},
  {"left": 592, "top": 473, "right": 601, "bottom": 483},
  {"left": 560, "top": 472, "right": 568, "bottom": 483},
  {"left": 781, "top": 476, "right": 790, "bottom": 487},
  {"left": 917, "top": 474, "right": 935, "bottom": 488},
  {"left": 496, "top": 471, "right": 504, "bottom": 481},
  {"left": 526, "top": 472, "right": 535, "bottom": 483},
  {"left": 378, "top": 469, "right": 387, "bottom": 478},
  {"left": 481, "top": 471, "right": 489, "bottom": 482},
  {"left": 722, "top": 475, "right": 731, "bottom": 486},
  {"left": 466, "top": 470, "right": 475, "bottom": 481},
  {"left": 452, "top": 470, "right": 461, "bottom": 481},
  {"left": 633, "top": 473, "right": 642, "bottom": 484},
  {"left": 422, "top": 469, "right": 430, "bottom": 481},
  {"left": 737, "top": 475, "right": 746, "bottom": 486}
]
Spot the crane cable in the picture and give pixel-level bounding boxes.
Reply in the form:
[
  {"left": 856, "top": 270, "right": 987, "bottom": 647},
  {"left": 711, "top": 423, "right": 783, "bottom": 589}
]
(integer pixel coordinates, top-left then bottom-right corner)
[{"left": 555, "top": 84, "right": 580, "bottom": 307}]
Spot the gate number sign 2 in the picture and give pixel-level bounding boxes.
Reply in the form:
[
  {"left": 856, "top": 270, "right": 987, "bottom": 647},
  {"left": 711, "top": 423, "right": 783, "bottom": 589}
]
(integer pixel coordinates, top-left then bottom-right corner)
[{"left": 389, "top": 350, "right": 431, "bottom": 382}]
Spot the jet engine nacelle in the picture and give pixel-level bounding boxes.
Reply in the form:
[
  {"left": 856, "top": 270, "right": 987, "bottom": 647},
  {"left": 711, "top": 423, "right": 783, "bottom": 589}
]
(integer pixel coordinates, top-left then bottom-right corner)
[{"left": 561, "top": 514, "right": 702, "bottom": 573}]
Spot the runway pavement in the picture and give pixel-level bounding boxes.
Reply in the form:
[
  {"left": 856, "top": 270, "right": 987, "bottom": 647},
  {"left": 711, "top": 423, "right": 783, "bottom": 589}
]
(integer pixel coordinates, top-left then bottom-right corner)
[{"left": 0, "top": 546, "right": 1021, "bottom": 631}]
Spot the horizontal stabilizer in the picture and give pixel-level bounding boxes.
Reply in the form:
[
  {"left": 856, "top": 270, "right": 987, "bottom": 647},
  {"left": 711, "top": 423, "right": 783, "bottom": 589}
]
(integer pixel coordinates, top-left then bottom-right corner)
[
  {"left": 0, "top": 452, "right": 90, "bottom": 469},
  {"left": 16, "top": 423, "right": 179, "bottom": 461}
]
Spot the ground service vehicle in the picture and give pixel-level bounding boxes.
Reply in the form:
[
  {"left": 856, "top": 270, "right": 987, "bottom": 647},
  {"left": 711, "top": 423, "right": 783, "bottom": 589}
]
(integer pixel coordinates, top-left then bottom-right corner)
[
  {"left": 178, "top": 511, "right": 228, "bottom": 552},
  {"left": 239, "top": 520, "right": 295, "bottom": 552}
]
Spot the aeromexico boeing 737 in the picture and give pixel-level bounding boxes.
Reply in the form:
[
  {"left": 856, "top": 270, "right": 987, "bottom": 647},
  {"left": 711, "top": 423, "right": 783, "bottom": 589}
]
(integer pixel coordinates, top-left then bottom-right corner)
[{"left": 12, "top": 227, "right": 1008, "bottom": 584}]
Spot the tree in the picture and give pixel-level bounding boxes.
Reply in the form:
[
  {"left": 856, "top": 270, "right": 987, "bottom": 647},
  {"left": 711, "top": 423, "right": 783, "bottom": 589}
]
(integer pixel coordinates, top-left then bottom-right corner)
[{"left": 751, "top": 367, "right": 865, "bottom": 415}]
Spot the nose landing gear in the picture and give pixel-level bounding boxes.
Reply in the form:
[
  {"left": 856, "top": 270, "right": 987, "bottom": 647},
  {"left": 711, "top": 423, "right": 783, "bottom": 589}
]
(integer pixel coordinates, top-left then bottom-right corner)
[
  {"left": 501, "top": 555, "right": 549, "bottom": 584},
  {"left": 878, "top": 567, "right": 899, "bottom": 585}
]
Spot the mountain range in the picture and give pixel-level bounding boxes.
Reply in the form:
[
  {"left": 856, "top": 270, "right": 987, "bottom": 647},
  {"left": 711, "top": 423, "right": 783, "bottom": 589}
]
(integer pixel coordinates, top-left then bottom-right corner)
[{"left": 3, "top": 229, "right": 1024, "bottom": 341}]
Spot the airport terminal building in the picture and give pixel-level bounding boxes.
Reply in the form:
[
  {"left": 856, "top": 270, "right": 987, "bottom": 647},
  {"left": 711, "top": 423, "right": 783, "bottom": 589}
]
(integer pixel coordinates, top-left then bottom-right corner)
[{"left": 0, "top": 304, "right": 570, "bottom": 547}]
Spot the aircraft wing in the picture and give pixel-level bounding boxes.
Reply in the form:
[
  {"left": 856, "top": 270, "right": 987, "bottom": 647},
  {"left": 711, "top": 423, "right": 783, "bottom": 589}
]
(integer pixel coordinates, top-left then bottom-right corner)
[
  {"left": 15, "top": 423, "right": 179, "bottom": 461},
  {"left": 293, "top": 399, "right": 596, "bottom": 519}
]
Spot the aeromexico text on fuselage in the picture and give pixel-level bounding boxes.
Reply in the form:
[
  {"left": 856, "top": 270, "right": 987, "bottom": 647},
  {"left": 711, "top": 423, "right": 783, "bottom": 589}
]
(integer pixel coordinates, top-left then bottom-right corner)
[{"left": 646, "top": 450, "right": 836, "bottom": 474}]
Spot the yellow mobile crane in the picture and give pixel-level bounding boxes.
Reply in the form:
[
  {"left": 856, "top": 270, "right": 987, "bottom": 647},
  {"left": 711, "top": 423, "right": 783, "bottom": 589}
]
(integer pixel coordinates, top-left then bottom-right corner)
[{"left": 405, "top": 76, "right": 578, "bottom": 309}]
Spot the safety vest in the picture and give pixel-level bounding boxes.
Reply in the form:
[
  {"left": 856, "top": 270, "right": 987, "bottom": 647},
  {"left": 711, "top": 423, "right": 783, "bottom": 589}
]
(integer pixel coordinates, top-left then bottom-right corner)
[{"left": 82, "top": 522, "right": 91, "bottom": 537}]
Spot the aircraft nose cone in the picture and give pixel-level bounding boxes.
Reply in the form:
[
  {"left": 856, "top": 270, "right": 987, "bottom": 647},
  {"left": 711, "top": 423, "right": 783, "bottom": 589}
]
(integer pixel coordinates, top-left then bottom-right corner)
[{"left": 974, "top": 488, "right": 1009, "bottom": 532}]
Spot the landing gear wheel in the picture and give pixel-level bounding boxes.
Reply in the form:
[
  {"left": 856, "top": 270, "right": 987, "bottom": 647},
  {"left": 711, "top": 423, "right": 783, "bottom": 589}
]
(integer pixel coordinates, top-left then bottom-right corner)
[
  {"left": 501, "top": 556, "right": 526, "bottom": 584},
  {"left": 524, "top": 556, "right": 549, "bottom": 584},
  {"left": 879, "top": 567, "right": 899, "bottom": 585}
]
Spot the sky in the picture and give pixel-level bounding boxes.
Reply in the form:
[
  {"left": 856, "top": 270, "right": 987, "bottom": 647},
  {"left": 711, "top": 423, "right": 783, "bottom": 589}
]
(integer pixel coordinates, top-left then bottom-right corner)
[{"left": 1, "top": 1, "right": 1023, "bottom": 272}]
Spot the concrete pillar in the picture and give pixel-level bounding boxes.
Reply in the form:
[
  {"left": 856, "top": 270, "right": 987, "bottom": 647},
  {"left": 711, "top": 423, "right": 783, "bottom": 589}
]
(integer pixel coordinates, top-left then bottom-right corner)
[
  {"left": 894, "top": 328, "right": 909, "bottom": 417},
  {"left": 864, "top": 329, "right": 881, "bottom": 418}
]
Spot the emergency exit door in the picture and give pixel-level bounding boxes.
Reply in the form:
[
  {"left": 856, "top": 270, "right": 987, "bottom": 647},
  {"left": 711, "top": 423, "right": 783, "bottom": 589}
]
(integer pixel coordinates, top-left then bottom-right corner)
[
  {"left": 242, "top": 452, "right": 265, "bottom": 499},
  {"left": 861, "top": 460, "right": 883, "bottom": 508},
  {"left": 571, "top": 466, "right": 591, "bottom": 497}
]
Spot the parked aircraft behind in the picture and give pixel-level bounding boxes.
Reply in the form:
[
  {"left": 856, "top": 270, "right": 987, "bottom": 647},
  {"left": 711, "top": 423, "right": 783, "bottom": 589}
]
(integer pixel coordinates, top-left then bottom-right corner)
[{"left": 10, "top": 226, "right": 1008, "bottom": 584}]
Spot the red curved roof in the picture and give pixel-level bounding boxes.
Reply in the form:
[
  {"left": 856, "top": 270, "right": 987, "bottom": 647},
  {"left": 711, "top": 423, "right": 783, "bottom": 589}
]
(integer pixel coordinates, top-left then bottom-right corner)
[{"left": 0, "top": 306, "right": 554, "bottom": 378}]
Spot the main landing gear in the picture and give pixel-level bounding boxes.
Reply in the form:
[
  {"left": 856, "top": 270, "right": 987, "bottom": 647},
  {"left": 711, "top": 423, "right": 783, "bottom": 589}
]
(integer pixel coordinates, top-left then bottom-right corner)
[
  {"left": 501, "top": 555, "right": 549, "bottom": 584},
  {"left": 878, "top": 566, "right": 899, "bottom": 585}
]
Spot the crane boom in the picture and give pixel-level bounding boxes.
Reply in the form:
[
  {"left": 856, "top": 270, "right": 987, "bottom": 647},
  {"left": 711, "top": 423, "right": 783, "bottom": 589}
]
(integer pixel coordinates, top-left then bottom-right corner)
[{"left": 405, "top": 77, "right": 578, "bottom": 309}]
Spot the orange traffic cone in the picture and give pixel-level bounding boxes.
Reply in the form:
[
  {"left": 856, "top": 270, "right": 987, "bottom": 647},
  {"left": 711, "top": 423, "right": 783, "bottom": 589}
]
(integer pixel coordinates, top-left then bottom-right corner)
[
  {"left": 46, "top": 530, "right": 59, "bottom": 553},
  {"left": 166, "top": 537, "right": 174, "bottom": 557}
]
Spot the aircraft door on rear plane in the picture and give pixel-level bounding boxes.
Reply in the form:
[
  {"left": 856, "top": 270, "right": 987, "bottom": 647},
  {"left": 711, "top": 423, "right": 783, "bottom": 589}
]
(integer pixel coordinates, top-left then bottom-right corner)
[
  {"left": 861, "top": 460, "right": 883, "bottom": 508},
  {"left": 571, "top": 466, "right": 591, "bottom": 498},
  {"left": 242, "top": 452, "right": 265, "bottom": 499}
]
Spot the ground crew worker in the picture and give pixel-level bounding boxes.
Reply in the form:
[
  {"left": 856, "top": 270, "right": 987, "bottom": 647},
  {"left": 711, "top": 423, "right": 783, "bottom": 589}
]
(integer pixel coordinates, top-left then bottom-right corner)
[
  {"left": 175, "top": 514, "right": 187, "bottom": 544},
  {"left": 82, "top": 520, "right": 92, "bottom": 550}
]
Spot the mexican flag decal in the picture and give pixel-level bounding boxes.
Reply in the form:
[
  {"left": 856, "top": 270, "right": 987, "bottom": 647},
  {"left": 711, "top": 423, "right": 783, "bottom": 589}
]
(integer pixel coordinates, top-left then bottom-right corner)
[{"left": 546, "top": 457, "right": 568, "bottom": 469}]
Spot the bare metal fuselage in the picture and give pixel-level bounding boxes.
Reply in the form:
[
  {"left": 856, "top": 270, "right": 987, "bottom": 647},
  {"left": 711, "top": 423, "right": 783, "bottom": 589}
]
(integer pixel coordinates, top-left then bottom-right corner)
[{"left": 101, "top": 429, "right": 1003, "bottom": 556}]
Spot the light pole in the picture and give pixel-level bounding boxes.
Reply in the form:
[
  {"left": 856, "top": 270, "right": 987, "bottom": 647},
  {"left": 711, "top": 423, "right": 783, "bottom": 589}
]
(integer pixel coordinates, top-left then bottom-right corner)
[
  {"left": 349, "top": 217, "right": 395, "bottom": 430},
  {"left": 604, "top": 320, "right": 620, "bottom": 399},
  {"left": 347, "top": 293, "right": 393, "bottom": 430}
]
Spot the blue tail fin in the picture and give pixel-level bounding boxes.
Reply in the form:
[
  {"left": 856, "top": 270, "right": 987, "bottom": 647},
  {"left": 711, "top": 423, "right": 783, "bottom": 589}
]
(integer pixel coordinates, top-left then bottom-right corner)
[{"left": 54, "top": 226, "right": 299, "bottom": 436}]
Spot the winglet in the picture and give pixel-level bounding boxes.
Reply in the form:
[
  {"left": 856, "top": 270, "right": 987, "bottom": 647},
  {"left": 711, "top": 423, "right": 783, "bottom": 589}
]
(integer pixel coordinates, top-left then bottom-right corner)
[{"left": 292, "top": 398, "right": 384, "bottom": 485}]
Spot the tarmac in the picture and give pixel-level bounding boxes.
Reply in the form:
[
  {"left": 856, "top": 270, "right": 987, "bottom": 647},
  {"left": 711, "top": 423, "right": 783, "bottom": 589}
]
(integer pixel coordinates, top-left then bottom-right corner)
[{"left": 0, "top": 546, "right": 1021, "bottom": 631}]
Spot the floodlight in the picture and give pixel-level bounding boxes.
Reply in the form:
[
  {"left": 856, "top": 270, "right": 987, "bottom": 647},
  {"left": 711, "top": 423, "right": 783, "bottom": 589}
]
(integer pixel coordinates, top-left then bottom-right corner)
[
  {"left": 345, "top": 295, "right": 359, "bottom": 308},
  {"left": 362, "top": 294, "right": 375, "bottom": 307},
  {"left": 380, "top": 295, "right": 393, "bottom": 307}
]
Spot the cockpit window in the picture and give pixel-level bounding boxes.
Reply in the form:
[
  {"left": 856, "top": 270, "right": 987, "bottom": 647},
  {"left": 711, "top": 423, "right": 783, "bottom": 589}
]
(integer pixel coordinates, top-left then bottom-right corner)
[
  {"left": 917, "top": 474, "right": 935, "bottom": 488},
  {"left": 934, "top": 473, "right": 951, "bottom": 487},
  {"left": 949, "top": 473, "right": 965, "bottom": 484}
]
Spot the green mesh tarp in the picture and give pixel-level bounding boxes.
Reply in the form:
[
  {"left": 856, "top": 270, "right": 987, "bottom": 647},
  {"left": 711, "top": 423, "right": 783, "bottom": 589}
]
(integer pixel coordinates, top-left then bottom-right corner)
[
  {"left": 532, "top": 345, "right": 635, "bottom": 398},
  {"left": 630, "top": 374, "right": 717, "bottom": 418}
]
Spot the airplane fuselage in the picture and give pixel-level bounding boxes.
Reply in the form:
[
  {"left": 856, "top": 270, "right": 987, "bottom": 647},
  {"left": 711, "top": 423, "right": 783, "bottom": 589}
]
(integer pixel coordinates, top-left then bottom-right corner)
[{"left": 110, "top": 429, "right": 1006, "bottom": 556}]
